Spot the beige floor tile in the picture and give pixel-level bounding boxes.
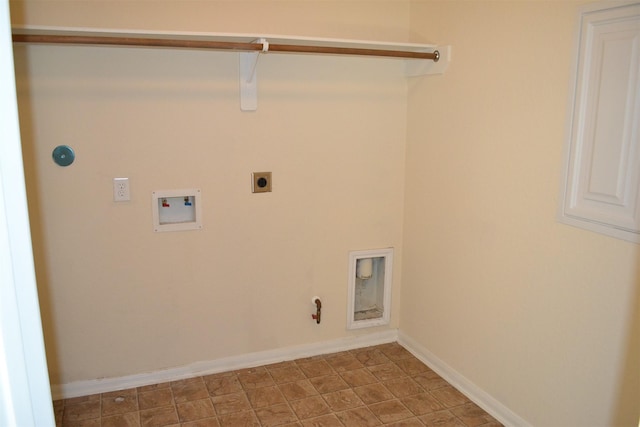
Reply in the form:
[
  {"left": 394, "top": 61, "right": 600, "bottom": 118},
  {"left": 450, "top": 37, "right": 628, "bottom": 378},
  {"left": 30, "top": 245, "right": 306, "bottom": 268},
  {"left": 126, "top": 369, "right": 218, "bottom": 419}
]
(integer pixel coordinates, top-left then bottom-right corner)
[
  {"left": 430, "top": 386, "right": 471, "bottom": 408},
  {"left": 419, "top": 409, "right": 467, "bottom": 427},
  {"left": 353, "top": 383, "right": 395, "bottom": 404},
  {"left": 384, "top": 418, "right": 425, "bottom": 427},
  {"left": 267, "top": 364, "right": 306, "bottom": 384},
  {"left": 297, "top": 360, "right": 335, "bottom": 378},
  {"left": 395, "top": 357, "right": 431, "bottom": 376},
  {"left": 138, "top": 387, "right": 173, "bottom": 410},
  {"left": 278, "top": 379, "right": 320, "bottom": 401},
  {"left": 351, "top": 348, "right": 391, "bottom": 367},
  {"left": 324, "top": 353, "right": 363, "bottom": 372},
  {"left": 289, "top": 395, "right": 331, "bottom": 420},
  {"left": 412, "top": 370, "right": 450, "bottom": 391},
  {"left": 367, "top": 362, "right": 406, "bottom": 381},
  {"left": 176, "top": 398, "right": 216, "bottom": 423},
  {"left": 63, "top": 400, "right": 101, "bottom": 423},
  {"left": 339, "top": 367, "right": 378, "bottom": 387},
  {"left": 101, "top": 412, "right": 140, "bottom": 427},
  {"left": 54, "top": 402, "right": 64, "bottom": 426},
  {"left": 367, "top": 399, "right": 414, "bottom": 424},
  {"left": 139, "top": 405, "right": 179, "bottom": 427},
  {"left": 204, "top": 374, "right": 243, "bottom": 396},
  {"left": 171, "top": 378, "right": 208, "bottom": 403},
  {"left": 451, "top": 402, "right": 500, "bottom": 427},
  {"left": 308, "top": 374, "right": 349, "bottom": 394},
  {"left": 321, "top": 389, "right": 363, "bottom": 412},
  {"left": 102, "top": 388, "right": 137, "bottom": 399},
  {"left": 217, "top": 410, "right": 259, "bottom": 426},
  {"left": 211, "top": 391, "right": 251, "bottom": 415},
  {"left": 238, "top": 370, "right": 276, "bottom": 390},
  {"left": 254, "top": 403, "right": 298, "bottom": 427},
  {"left": 62, "top": 418, "right": 101, "bottom": 427},
  {"left": 102, "top": 390, "right": 139, "bottom": 417},
  {"left": 182, "top": 417, "right": 221, "bottom": 427},
  {"left": 379, "top": 344, "right": 414, "bottom": 361},
  {"left": 383, "top": 377, "right": 425, "bottom": 398},
  {"left": 334, "top": 406, "right": 382, "bottom": 426},
  {"left": 172, "top": 376, "right": 203, "bottom": 385},
  {"left": 401, "top": 392, "right": 443, "bottom": 416},
  {"left": 300, "top": 413, "right": 344, "bottom": 427},
  {"left": 246, "top": 385, "right": 286, "bottom": 409}
]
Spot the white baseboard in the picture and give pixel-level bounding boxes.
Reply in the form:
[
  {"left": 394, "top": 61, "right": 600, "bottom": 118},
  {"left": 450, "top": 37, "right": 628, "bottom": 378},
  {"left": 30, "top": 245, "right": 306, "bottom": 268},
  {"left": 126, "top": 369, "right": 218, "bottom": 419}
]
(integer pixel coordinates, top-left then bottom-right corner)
[
  {"left": 51, "top": 329, "right": 398, "bottom": 401},
  {"left": 397, "top": 331, "right": 532, "bottom": 427}
]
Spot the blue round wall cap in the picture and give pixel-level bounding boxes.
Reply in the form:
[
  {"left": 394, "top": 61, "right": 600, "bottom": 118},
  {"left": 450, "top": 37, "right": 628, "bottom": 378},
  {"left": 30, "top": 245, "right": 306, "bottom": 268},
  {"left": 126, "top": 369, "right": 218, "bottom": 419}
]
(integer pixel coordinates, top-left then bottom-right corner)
[{"left": 52, "top": 145, "right": 75, "bottom": 167}]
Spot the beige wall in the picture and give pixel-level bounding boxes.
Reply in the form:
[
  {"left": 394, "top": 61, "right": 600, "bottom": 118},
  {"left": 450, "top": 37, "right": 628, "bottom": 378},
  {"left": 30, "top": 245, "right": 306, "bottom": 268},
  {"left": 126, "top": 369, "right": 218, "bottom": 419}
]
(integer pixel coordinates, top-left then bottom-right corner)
[
  {"left": 12, "top": 1, "right": 410, "bottom": 385},
  {"left": 404, "top": 1, "right": 639, "bottom": 426}
]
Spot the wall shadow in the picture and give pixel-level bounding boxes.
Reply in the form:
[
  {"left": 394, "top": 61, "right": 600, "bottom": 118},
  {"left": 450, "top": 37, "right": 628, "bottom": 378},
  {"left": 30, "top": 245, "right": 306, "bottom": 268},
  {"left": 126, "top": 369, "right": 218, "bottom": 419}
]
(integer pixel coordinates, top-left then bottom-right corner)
[
  {"left": 11, "top": 32, "right": 63, "bottom": 387},
  {"left": 611, "top": 250, "right": 640, "bottom": 426}
]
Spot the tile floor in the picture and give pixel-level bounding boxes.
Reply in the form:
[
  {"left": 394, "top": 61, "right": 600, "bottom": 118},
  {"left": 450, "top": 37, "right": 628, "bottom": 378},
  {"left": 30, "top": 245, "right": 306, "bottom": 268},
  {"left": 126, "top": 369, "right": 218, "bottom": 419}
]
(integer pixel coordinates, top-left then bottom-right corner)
[{"left": 54, "top": 342, "right": 503, "bottom": 427}]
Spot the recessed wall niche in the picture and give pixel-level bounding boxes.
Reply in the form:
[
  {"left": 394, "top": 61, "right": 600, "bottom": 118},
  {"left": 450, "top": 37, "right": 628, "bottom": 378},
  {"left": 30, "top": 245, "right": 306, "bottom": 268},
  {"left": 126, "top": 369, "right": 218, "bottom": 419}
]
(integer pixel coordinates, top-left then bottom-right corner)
[{"left": 347, "top": 248, "right": 393, "bottom": 330}]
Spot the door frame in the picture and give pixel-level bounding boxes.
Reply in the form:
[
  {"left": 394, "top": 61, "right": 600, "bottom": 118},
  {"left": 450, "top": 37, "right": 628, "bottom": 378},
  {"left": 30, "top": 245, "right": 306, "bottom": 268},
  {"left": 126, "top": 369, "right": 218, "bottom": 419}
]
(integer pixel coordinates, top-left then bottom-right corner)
[{"left": 0, "top": 0, "right": 55, "bottom": 424}]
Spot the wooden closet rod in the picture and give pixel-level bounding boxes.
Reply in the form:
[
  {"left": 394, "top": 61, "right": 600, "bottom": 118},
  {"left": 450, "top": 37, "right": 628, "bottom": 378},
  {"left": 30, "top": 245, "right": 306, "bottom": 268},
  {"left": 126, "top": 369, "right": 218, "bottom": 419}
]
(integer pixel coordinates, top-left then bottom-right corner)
[{"left": 12, "top": 34, "right": 440, "bottom": 61}]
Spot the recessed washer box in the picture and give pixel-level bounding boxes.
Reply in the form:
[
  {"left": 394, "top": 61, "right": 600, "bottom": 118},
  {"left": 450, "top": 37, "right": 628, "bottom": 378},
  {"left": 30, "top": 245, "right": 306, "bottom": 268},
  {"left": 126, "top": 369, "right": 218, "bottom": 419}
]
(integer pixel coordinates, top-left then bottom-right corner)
[{"left": 152, "top": 189, "right": 202, "bottom": 232}]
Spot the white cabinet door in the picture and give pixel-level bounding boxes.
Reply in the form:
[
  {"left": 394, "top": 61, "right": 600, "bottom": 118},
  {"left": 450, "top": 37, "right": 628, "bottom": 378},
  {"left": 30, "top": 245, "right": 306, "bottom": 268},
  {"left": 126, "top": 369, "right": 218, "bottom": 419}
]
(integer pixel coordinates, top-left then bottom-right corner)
[{"left": 560, "top": 2, "right": 640, "bottom": 243}]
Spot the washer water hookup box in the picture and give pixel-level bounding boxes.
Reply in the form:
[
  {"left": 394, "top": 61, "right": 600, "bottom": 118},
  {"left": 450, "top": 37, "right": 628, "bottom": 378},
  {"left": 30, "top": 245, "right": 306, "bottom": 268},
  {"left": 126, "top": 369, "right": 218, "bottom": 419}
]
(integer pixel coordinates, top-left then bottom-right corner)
[{"left": 152, "top": 189, "right": 202, "bottom": 232}]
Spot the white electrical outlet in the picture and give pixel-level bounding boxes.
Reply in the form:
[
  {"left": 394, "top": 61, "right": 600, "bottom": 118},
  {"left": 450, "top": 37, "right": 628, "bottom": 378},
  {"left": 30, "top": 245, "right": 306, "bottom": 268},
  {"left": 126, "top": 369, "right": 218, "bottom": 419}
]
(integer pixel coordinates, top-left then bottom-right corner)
[{"left": 113, "top": 178, "right": 130, "bottom": 202}]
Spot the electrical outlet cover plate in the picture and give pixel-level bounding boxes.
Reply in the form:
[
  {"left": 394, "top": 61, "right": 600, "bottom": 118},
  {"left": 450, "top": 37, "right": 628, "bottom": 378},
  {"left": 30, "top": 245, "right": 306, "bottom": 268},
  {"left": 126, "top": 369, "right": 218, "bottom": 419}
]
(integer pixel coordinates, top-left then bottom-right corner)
[
  {"left": 252, "top": 172, "right": 272, "bottom": 193},
  {"left": 113, "top": 177, "right": 130, "bottom": 202}
]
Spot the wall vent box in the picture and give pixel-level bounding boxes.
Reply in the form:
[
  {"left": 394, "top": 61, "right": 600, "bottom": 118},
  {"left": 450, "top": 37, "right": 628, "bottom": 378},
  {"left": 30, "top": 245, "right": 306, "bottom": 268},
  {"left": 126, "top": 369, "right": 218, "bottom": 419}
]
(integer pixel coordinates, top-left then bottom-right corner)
[
  {"left": 347, "top": 248, "right": 393, "bottom": 330},
  {"left": 152, "top": 189, "right": 202, "bottom": 232}
]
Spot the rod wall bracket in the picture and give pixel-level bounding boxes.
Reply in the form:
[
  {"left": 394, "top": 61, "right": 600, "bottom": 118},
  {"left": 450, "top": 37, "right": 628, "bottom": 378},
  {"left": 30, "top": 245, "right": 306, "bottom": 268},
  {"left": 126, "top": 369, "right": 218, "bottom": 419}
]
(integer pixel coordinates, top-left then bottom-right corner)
[
  {"left": 239, "top": 38, "right": 268, "bottom": 111},
  {"left": 239, "top": 51, "right": 259, "bottom": 111}
]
